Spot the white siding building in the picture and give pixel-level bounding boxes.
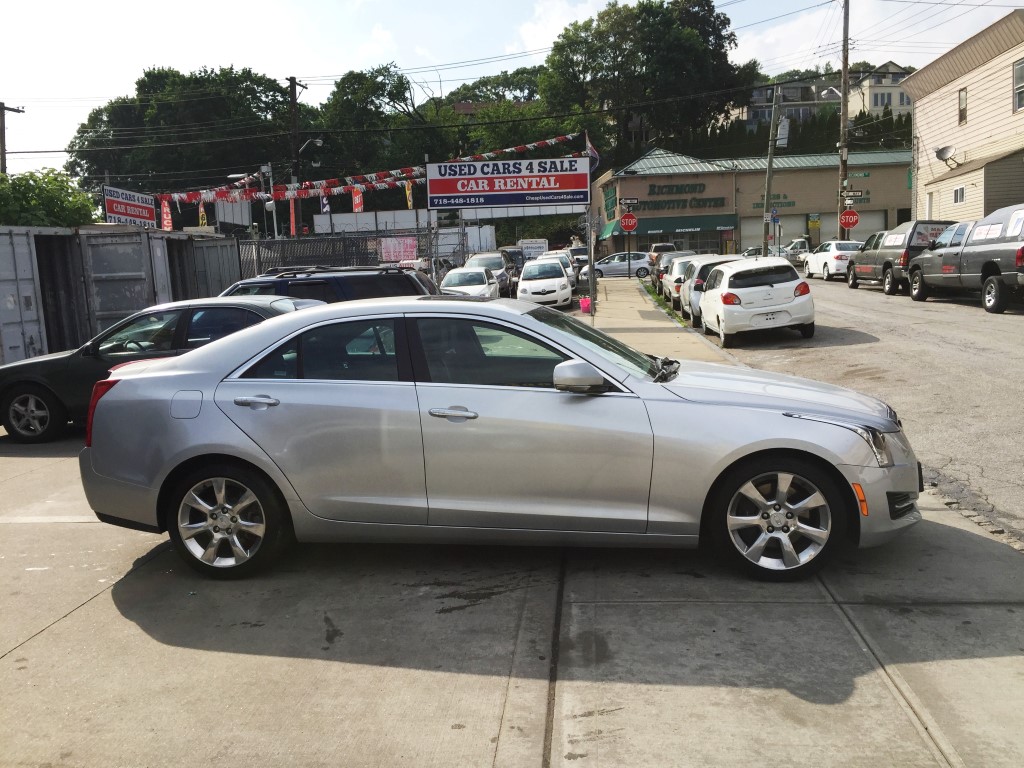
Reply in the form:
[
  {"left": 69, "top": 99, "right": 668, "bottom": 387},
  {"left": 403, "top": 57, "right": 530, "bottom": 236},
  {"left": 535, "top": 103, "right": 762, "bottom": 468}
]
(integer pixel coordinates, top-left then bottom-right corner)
[{"left": 904, "top": 10, "right": 1024, "bottom": 220}]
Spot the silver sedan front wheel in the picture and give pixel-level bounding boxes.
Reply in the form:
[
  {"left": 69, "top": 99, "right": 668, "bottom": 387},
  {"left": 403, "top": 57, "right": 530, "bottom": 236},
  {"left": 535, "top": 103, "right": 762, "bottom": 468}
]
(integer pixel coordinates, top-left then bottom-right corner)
[
  {"left": 167, "top": 464, "right": 292, "bottom": 578},
  {"left": 712, "top": 457, "right": 845, "bottom": 580}
]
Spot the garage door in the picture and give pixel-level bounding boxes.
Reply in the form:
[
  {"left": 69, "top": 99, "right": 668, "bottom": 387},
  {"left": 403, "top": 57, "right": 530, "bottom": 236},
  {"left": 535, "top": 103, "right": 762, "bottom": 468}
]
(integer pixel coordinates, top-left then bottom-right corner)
[{"left": 739, "top": 214, "right": 808, "bottom": 248}]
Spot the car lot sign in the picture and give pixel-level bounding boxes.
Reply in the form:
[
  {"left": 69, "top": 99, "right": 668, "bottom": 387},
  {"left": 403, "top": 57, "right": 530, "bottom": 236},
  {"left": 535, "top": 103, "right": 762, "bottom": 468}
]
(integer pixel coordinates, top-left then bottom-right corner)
[
  {"left": 839, "top": 209, "right": 860, "bottom": 229},
  {"left": 426, "top": 158, "right": 590, "bottom": 209},
  {"left": 102, "top": 186, "right": 157, "bottom": 227},
  {"left": 620, "top": 212, "right": 639, "bottom": 232}
]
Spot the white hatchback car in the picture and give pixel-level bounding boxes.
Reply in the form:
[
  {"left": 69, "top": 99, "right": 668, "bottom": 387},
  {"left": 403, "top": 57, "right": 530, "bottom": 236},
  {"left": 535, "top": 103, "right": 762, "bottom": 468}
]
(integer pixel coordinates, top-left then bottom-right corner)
[
  {"left": 804, "top": 240, "right": 863, "bottom": 281},
  {"left": 440, "top": 267, "right": 500, "bottom": 298},
  {"left": 699, "top": 257, "right": 815, "bottom": 348},
  {"left": 536, "top": 251, "right": 578, "bottom": 291},
  {"left": 517, "top": 259, "right": 573, "bottom": 308}
]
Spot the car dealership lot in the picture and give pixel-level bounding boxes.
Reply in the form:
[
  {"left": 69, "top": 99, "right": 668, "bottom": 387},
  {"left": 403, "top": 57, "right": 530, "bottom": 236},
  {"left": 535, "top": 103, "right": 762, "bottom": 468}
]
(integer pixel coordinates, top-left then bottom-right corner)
[{"left": 2, "top": 281, "right": 1024, "bottom": 767}]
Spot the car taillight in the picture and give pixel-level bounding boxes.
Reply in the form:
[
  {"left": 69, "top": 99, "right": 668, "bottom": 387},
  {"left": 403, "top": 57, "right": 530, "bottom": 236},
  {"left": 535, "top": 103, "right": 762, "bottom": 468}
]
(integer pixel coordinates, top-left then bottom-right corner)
[
  {"left": 897, "top": 249, "right": 909, "bottom": 268},
  {"left": 833, "top": 254, "right": 848, "bottom": 261},
  {"left": 1016, "top": 245, "right": 1024, "bottom": 269},
  {"left": 674, "top": 285, "right": 681, "bottom": 294},
  {"left": 721, "top": 292, "right": 741, "bottom": 305},
  {"left": 85, "top": 380, "right": 119, "bottom": 447},
  {"left": 794, "top": 282, "right": 811, "bottom": 297}
]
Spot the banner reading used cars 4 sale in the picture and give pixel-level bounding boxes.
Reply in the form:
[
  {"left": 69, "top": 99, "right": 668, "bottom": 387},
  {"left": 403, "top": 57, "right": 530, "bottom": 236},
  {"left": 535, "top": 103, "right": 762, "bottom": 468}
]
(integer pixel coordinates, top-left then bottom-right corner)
[
  {"left": 102, "top": 186, "right": 158, "bottom": 227},
  {"left": 426, "top": 158, "right": 590, "bottom": 210}
]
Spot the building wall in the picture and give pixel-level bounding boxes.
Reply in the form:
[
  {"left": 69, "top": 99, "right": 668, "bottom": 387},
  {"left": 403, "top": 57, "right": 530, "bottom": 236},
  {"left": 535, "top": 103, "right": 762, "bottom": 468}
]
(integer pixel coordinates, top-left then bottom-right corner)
[
  {"left": 922, "top": 168, "right": 986, "bottom": 220},
  {"left": 984, "top": 151, "right": 1024, "bottom": 215},
  {"left": 912, "top": 41, "right": 1024, "bottom": 216}
]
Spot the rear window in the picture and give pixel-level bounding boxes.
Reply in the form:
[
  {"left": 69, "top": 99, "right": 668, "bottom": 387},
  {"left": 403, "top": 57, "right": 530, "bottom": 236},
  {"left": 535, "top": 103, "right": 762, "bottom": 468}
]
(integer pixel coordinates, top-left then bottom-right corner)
[
  {"left": 697, "top": 261, "right": 734, "bottom": 279},
  {"left": 226, "top": 282, "right": 275, "bottom": 296},
  {"left": 467, "top": 255, "right": 504, "bottom": 270},
  {"left": 836, "top": 242, "right": 860, "bottom": 251},
  {"left": 341, "top": 274, "right": 420, "bottom": 300},
  {"left": 285, "top": 281, "right": 336, "bottom": 302},
  {"left": 728, "top": 264, "right": 799, "bottom": 288}
]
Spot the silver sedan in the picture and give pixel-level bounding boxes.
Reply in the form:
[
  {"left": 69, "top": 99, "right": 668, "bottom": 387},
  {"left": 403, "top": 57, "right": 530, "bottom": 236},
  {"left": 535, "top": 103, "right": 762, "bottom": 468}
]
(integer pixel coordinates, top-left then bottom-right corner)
[{"left": 81, "top": 297, "right": 922, "bottom": 581}]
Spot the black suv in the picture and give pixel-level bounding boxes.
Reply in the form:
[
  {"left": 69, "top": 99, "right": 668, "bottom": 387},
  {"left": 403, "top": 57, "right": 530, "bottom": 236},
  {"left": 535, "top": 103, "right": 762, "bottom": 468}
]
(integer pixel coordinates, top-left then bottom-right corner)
[
  {"left": 847, "top": 220, "right": 955, "bottom": 295},
  {"left": 221, "top": 265, "right": 439, "bottom": 303}
]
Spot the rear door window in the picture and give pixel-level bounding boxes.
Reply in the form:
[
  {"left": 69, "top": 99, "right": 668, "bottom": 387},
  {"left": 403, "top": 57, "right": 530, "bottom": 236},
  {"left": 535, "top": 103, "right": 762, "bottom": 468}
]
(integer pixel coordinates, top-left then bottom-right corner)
[
  {"left": 185, "top": 307, "right": 262, "bottom": 349},
  {"left": 285, "top": 280, "right": 336, "bottom": 302},
  {"left": 729, "top": 264, "right": 799, "bottom": 288},
  {"left": 340, "top": 274, "right": 420, "bottom": 300}
]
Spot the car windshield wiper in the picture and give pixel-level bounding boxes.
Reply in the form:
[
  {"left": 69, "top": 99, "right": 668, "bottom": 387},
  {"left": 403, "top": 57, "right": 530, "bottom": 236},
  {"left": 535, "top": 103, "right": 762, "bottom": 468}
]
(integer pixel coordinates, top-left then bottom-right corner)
[{"left": 651, "top": 355, "right": 680, "bottom": 383}]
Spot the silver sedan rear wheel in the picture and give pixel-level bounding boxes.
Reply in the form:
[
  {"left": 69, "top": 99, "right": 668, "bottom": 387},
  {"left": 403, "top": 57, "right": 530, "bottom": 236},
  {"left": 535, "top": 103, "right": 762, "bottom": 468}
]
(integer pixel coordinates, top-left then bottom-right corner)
[
  {"left": 167, "top": 464, "right": 292, "bottom": 578},
  {"left": 712, "top": 457, "right": 844, "bottom": 580}
]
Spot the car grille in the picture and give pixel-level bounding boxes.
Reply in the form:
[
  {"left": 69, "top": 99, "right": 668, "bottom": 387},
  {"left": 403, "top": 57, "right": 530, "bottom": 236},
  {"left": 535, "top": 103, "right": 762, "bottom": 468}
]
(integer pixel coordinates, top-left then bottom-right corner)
[{"left": 887, "top": 492, "right": 916, "bottom": 520}]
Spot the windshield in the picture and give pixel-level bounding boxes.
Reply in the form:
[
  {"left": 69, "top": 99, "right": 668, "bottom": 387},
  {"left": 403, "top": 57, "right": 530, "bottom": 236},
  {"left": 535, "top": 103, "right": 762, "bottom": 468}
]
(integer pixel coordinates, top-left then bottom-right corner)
[
  {"left": 442, "top": 271, "right": 486, "bottom": 287},
  {"left": 527, "top": 307, "right": 659, "bottom": 379},
  {"left": 467, "top": 255, "right": 503, "bottom": 270},
  {"left": 522, "top": 263, "right": 564, "bottom": 280}
]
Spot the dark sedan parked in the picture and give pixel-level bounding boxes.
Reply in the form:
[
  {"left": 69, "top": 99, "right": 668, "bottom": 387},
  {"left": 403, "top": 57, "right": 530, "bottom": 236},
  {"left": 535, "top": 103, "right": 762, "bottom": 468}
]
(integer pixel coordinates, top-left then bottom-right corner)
[{"left": 0, "top": 296, "right": 322, "bottom": 443}]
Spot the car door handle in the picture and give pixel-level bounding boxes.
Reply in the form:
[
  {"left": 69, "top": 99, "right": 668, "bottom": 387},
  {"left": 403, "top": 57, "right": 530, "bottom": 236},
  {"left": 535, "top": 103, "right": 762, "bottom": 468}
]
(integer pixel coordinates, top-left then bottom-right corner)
[
  {"left": 429, "top": 407, "right": 478, "bottom": 420},
  {"left": 233, "top": 395, "right": 280, "bottom": 409}
]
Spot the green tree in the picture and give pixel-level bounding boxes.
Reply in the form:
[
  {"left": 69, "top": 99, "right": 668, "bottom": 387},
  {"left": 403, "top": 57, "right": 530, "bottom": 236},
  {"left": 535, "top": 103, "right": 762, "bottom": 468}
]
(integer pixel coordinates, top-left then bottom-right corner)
[
  {"left": 539, "top": 0, "right": 759, "bottom": 166},
  {"left": 64, "top": 67, "right": 292, "bottom": 195},
  {"left": 0, "top": 170, "right": 97, "bottom": 226},
  {"left": 445, "top": 66, "right": 545, "bottom": 104}
]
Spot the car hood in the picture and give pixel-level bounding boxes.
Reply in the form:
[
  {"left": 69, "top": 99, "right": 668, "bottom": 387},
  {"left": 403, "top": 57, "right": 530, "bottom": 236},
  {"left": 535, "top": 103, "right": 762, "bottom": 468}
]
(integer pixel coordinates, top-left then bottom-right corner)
[
  {"left": 0, "top": 348, "right": 77, "bottom": 375},
  {"left": 661, "top": 362, "right": 898, "bottom": 430},
  {"left": 520, "top": 277, "right": 566, "bottom": 291}
]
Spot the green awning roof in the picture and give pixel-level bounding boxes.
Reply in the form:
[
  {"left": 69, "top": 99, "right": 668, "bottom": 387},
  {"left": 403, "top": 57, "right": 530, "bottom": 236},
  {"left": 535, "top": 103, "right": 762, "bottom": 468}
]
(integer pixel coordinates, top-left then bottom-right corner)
[
  {"left": 639, "top": 214, "right": 736, "bottom": 234},
  {"left": 600, "top": 214, "right": 737, "bottom": 239}
]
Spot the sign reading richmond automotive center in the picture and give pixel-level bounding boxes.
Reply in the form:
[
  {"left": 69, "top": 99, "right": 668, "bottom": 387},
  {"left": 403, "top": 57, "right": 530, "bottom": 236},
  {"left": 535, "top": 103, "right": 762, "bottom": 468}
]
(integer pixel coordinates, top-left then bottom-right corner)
[
  {"left": 102, "top": 186, "right": 157, "bottom": 227},
  {"left": 426, "top": 158, "right": 590, "bottom": 209}
]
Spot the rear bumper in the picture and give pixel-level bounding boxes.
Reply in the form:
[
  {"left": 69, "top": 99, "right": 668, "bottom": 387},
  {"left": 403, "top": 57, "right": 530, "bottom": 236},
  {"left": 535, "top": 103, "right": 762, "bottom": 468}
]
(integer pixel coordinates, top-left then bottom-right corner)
[
  {"left": 79, "top": 448, "right": 163, "bottom": 532},
  {"left": 721, "top": 299, "right": 815, "bottom": 333}
]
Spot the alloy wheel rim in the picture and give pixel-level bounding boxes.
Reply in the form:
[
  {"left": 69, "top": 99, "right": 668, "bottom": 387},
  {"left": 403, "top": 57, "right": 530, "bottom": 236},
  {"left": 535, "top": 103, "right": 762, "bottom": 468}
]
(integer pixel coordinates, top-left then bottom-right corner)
[
  {"left": 725, "top": 471, "right": 832, "bottom": 571},
  {"left": 9, "top": 394, "right": 50, "bottom": 436},
  {"left": 177, "top": 477, "right": 266, "bottom": 568},
  {"left": 984, "top": 283, "right": 995, "bottom": 307}
]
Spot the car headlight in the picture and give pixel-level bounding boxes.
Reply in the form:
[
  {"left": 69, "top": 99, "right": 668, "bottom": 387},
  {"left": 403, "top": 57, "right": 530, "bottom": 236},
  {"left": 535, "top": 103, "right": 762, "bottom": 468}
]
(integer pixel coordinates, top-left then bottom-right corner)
[
  {"left": 559, "top": 282, "right": 568, "bottom": 290},
  {"left": 785, "top": 413, "right": 895, "bottom": 467},
  {"left": 519, "top": 286, "right": 527, "bottom": 294}
]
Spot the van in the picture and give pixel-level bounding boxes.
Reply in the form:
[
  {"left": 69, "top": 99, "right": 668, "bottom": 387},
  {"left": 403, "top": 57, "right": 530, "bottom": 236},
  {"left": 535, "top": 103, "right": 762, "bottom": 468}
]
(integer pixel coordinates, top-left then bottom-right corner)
[{"left": 847, "top": 220, "right": 955, "bottom": 295}]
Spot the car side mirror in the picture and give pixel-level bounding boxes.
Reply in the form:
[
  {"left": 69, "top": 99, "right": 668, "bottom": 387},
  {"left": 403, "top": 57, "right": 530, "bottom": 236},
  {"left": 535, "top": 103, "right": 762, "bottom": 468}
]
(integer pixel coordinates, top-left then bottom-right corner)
[
  {"left": 553, "top": 360, "right": 610, "bottom": 394},
  {"left": 83, "top": 341, "right": 100, "bottom": 357},
  {"left": 674, "top": 277, "right": 683, "bottom": 284},
  {"left": 929, "top": 239, "right": 938, "bottom": 250},
  {"left": 692, "top": 279, "right": 704, "bottom": 292}
]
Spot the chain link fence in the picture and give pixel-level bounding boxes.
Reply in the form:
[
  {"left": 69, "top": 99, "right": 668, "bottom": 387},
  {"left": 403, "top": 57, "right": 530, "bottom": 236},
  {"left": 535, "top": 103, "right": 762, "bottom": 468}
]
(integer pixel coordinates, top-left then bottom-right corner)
[{"left": 239, "top": 230, "right": 434, "bottom": 278}]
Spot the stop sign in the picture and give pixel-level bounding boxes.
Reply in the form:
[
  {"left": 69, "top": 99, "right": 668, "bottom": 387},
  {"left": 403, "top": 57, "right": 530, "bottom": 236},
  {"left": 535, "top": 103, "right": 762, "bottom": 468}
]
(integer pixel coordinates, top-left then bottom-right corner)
[
  {"left": 620, "top": 212, "right": 638, "bottom": 232},
  {"left": 839, "top": 210, "right": 860, "bottom": 229}
]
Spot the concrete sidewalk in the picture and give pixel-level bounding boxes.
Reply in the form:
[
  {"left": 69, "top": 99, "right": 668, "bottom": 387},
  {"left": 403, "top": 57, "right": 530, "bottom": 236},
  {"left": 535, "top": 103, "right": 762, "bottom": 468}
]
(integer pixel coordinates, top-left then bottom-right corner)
[{"left": 571, "top": 277, "right": 731, "bottom": 363}]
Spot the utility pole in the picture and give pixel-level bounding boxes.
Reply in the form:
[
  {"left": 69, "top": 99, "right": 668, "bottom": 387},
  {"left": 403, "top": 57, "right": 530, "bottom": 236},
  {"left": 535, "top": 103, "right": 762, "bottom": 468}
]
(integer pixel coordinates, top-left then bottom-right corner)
[
  {"left": 288, "top": 76, "right": 303, "bottom": 238},
  {"left": 1, "top": 102, "right": 26, "bottom": 175},
  {"left": 761, "top": 83, "right": 782, "bottom": 257},
  {"left": 838, "top": 0, "right": 851, "bottom": 238}
]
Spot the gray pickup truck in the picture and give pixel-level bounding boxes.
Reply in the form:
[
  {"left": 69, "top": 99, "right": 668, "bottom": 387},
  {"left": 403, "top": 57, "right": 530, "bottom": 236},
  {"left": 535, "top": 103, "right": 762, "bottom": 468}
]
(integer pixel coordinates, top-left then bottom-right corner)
[
  {"left": 907, "top": 203, "right": 1024, "bottom": 313},
  {"left": 847, "top": 219, "right": 955, "bottom": 295}
]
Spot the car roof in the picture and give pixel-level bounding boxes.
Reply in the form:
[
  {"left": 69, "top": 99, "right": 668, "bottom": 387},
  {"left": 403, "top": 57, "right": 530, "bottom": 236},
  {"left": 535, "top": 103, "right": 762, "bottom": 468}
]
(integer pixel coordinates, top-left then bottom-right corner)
[
  {"left": 714, "top": 256, "right": 796, "bottom": 275},
  {"left": 685, "top": 254, "right": 740, "bottom": 267},
  {"left": 144, "top": 295, "right": 320, "bottom": 313}
]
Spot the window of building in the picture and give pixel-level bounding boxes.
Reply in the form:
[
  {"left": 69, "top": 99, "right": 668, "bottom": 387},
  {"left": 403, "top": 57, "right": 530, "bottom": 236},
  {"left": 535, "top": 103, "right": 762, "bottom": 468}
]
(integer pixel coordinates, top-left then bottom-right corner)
[
  {"left": 953, "top": 186, "right": 965, "bottom": 205},
  {"left": 891, "top": 73, "right": 904, "bottom": 84},
  {"left": 873, "top": 92, "right": 892, "bottom": 108},
  {"left": 873, "top": 75, "right": 883, "bottom": 85},
  {"left": 899, "top": 92, "right": 911, "bottom": 106},
  {"left": 1015, "top": 59, "right": 1024, "bottom": 113},
  {"left": 959, "top": 88, "right": 967, "bottom": 124}
]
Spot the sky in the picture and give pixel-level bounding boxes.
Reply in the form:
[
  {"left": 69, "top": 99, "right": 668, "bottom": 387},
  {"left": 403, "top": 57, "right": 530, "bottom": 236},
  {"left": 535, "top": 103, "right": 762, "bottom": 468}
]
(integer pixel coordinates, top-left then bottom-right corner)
[{"left": 0, "top": 0, "right": 1013, "bottom": 180}]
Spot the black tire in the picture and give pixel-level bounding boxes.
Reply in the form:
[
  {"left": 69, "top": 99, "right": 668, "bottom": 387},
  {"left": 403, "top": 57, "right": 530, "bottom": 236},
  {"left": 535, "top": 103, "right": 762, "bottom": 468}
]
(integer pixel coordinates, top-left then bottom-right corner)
[
  {"left": 594, "top": 269, "right": 604, "bottom": 278},
  {"left": 799, "top": 322, "right": 815, "bottom": 338},
  {"left": 635, "top": 267, "right": 649, "bottom": 279},
  {"left": 822, "top": 265, "right": 831, "bottom": 282},
  {"left": 165, "top": 463, "right": 294, "bottom": 579},
  {"left": 847, "top": 266, "right": 859, "bottom": 289},
  {"left": 983, "top": 275, "right": 1008, "bottom": 314},
  {"left": 909, "top": 270, "right": 929, "bottom": 302},
  {"left": 709, "top": 455, "right": 847, "bottom": 581},
  {"left": 691, "top": 311, "right": 703, "bottom": 330},
  {"left": 1, "top": 384, "right": 68, "bottom": 443},
  {"left": 882, "top": 267, "right": 898, "bottom": 296},
  {"left": 717, "top": 319, "right": 734, "bottom": 348},
  {"left": 804, "top": 261, "right": 813, "bottom": 278}
]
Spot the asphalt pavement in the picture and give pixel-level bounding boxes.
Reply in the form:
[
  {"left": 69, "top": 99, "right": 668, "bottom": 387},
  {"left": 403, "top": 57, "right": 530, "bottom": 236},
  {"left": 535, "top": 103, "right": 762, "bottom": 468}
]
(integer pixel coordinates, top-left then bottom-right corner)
[{"left": 1, "top": 279, "right": 1023, "bottom": 767}]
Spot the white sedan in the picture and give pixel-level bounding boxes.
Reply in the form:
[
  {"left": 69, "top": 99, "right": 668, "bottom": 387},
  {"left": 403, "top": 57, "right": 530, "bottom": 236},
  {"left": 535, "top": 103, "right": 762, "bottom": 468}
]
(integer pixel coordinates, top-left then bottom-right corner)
[
  {"left": 804, "top": 240, "right": 863, "bottom": 280},
  {"left": 517, "top": 260, "right": 572, "bottom": 307},
  {"left": 699, "top": 257, "right": 815, "bottom": 348},
  {"left": 440, "top": 267, "right": 500, "bottom": 297}
]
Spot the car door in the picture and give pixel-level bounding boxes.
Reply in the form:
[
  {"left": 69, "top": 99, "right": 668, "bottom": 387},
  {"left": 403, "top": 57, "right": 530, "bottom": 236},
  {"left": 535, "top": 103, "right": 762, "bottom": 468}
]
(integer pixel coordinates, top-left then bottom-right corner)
[
  {"left": 945, "top": 222, "right": 973, "bottom": 288},
  {"left": 701, "top": 269, "right": 724, "bottom": 326},
  {"left": 215, "top": 315, "right": 428, "bottom": 525},
  {"left": 410, "top": 315, "right": 653, "bottom": 533},
  {"left": 62, "top": 308, "right": 187, "bottom": 416},
  {"left": 854, "top": 233, "right": 880, "bottom": 280}
]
